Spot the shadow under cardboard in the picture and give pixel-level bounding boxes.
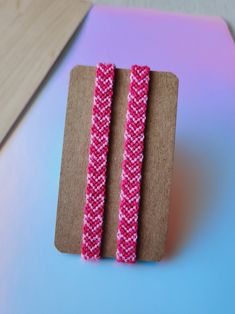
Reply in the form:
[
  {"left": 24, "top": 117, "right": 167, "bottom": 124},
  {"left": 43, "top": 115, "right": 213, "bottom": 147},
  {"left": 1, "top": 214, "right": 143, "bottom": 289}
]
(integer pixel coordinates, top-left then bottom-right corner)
[
  {"left": 225, "top": 19, "right": 235, "bottom": 43},
  {"left": 164, "top": 146, "right": 217, "bottom": 259}
]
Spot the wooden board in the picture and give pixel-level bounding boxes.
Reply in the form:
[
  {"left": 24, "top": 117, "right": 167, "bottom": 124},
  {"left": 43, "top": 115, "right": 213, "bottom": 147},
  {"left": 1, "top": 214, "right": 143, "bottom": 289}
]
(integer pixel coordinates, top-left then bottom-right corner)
[
  {"left": 0, "top": 0, "right": 92, "bottom": 146},
  {"left": 55, "top": 65, "right": 178, "bottom": 261}
]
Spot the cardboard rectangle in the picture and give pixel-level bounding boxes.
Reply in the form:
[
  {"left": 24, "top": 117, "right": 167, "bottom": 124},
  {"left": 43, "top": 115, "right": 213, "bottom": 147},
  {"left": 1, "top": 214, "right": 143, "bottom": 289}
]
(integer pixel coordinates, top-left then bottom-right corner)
[{"left": 55, "top": 65, "right": 178, "bottom": 261}]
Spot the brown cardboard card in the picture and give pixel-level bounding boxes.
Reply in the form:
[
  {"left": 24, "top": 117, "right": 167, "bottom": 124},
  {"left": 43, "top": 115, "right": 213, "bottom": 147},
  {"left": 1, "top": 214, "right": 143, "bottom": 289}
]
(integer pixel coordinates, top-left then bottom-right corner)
[{"left": 55, "top": 65, "right": 178, "bottom": 261}]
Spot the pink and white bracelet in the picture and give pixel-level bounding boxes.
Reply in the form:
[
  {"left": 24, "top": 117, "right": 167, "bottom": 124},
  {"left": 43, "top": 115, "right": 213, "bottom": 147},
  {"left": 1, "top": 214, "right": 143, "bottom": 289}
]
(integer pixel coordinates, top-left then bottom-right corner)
[
  {"left": 116, "top": 65, "right": 150, "bottom": 263},
  {"left": 81, "top": 63, "right": 115, "bottom": 260},
  {"left": 81, "top": 64, "right": 150, "bottom": 263}
]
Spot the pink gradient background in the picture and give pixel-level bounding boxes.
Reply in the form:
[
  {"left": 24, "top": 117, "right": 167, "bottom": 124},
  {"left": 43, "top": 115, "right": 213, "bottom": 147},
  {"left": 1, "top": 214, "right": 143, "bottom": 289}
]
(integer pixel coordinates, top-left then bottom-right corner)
[{"left": 0, "top": 5, "right": 235, "bottom": 314}]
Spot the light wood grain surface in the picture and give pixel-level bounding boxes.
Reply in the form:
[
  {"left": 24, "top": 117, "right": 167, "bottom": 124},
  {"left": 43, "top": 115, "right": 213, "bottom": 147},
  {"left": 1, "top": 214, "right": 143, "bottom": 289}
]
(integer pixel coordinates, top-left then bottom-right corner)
[{"left": 0, "top": 0, "right": 91, "bottom": 146}]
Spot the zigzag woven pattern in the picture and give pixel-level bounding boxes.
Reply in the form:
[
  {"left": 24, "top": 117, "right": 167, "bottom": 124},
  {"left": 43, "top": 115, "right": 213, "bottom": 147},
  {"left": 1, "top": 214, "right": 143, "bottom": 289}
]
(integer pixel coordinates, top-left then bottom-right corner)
[
  {"left": 81, "top": 63, "right": 115, "bottom": 260},
  {"left": 116, "top": 65, "right": 150, "bottom": 263}
]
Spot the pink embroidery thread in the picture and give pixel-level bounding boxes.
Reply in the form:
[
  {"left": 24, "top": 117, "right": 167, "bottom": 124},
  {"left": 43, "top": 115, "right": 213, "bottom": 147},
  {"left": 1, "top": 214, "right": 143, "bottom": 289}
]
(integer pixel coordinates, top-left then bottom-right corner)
[
  {"left": 116, "top": 65, "right": 150, "bottom": 263},
  {"left": 81, "top": 63, "right": 115, "bottom": 260}
]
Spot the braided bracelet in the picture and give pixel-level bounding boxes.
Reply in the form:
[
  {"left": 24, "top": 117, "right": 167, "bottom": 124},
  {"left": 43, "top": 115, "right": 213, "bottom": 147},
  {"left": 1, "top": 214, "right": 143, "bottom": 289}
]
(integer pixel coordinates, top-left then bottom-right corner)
[
  {"left": 81, "top": 63, "right": 115, "bottom": 260},
  {"left": 116, "top": 65, "right": 150, "bottom": 263}
]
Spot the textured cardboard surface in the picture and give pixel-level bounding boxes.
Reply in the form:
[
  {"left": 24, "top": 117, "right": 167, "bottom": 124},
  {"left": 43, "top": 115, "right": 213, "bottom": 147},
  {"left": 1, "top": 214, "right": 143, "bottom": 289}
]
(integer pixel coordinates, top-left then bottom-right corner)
[{"left": 55, "top": 65, "right": 178, "bottom": 261}]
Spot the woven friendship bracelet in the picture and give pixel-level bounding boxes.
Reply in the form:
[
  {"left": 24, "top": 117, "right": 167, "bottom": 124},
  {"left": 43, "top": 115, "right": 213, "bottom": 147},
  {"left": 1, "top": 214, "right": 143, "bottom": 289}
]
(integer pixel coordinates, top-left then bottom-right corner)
[
  {"left": 81, "top": 63, "right": 115, "bottom": 260},
  {"left": 116, "top": 65, "right": 150, "bottom": 263}
]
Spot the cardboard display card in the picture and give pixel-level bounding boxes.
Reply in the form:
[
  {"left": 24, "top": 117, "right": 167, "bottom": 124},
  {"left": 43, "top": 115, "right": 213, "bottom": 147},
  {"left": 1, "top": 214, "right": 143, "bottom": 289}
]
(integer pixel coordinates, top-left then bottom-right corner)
[{"left": 55, "top": 65, "right": 178, "bottom": 261}]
